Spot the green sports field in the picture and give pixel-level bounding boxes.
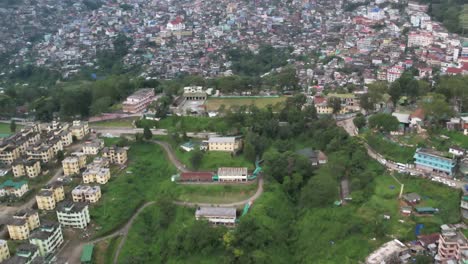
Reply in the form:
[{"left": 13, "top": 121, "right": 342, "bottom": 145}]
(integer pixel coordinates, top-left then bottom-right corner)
[{"left": 205, "top": 97, "right": 286, "bottom": 111}]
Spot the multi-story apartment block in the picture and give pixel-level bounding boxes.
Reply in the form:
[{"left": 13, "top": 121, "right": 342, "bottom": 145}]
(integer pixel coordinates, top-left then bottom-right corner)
[
  {"left": 70, "top": 120, "right": 90, "bottom": 140},
  {"left": 408, "top": 31, "right": 433, "bottom": 47},
  {"left": 29, "top": 222, "right": 64, "bottom": 257},
  {"left": 36, "top": 190, "right": 56, "bottom": 211},
  {"left": 414, "top": 148, "right": 456, "bottom": 177},
  {"left": 88, "top": 157, "right": 110, "bottom": 168},
  {"left": 386, "top": 65, "right": 404, "bottom": 83},
  {"left": 72, "top": 152, "right": 87, "bottom": 168},
  {"left": 217, "top": 167, "right": 248, "bottom": 182},
  {"left": 82, "top": 167, "right": 111, "bottom": 184},
  {"left": 0, "top": 240, "right": 10, "bottom": 262},
  {"left": 207, "top": 137, "right": 243, "bottom": 153},
  {"left": 82, "top": 139, "right": 104, "bottom": 155},
  {"left": 12, "top": 159, "right": 41, "bottom": 178},
  {"left": 42, "top": 182, "right": 65, "bottom": 203},
  {"left": 0, "top": 144, "right": 20, "bottom": 164},
  {"left": 7, "top": 210, "right": 40, "bottom": 240},
  {"left": 0, "top": 180, "right": 29, "bottom": 198},
  {"left": 72, "top": 185, "right": 102, "bottom": 203},
  {"left": 195, "top": 207, "right": 236, "bottom": 226},
  {"left": 15, "top": 210, "right": 40, "bottom": 230},
  {"left": 56, "top": 201, "right": 90, "bottom": 229},
  {"left": 3, "top": 243, "right": 39, "bottom": 264},
  {"left": 36, "top": 182, "right": 65, "bottom": 210},
  {"left": 122, "top": 88, "right": 155, "bottom": 113},
  {"left": 58, "top": 130, "right": 73, "bottom": 147},
  {"left": 102, "top": 146, "right": 128, "bottom": 164},
  {"left": 48, "top": 137, "right": 63, "bottom": 155},
  {"left": 437, "top": 225, "right": 468, "bottom": 262},
  {"left": 26, "top": 144, "right": 55, "bottom": 163},
  {"left": 7, "top": 218, "right": 31, "bottom": 240},
  {"left": 62, "top": 156, "right": 81, "bottom": 176}
]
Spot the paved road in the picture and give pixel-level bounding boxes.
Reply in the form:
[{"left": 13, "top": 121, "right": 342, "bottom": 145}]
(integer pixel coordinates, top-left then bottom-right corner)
[
  {"left": 57, "top": 201, "right": 156, "bottom": 264},
  {"left": 337, "top": 117, "right": 466, "bottom": 190},
  {"left": 174, "top": 174, "right": 264, "bottom": 208},
  {"left": 92, "top": 127, "right": 217, "bottom": 139},
  {"left": 59, "top": 139, "right": 265, "bottom": 264}
]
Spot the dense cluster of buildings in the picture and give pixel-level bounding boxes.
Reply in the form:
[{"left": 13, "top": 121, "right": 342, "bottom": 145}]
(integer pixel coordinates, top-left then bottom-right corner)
[
  {"left": 366, "top": 224, "right": 468, "bottom": 264},
  {"left": 4, "top": 209, "right": 66, "bottom": 263},
  {"left": 0, "top": 115, "right": 133, "bottom": 263},
  {"left": 0, "top": 120, "right": 90, "bottom": 200},
  {"left": 4, "top": 0, "right": 464, "bottom": 86}
]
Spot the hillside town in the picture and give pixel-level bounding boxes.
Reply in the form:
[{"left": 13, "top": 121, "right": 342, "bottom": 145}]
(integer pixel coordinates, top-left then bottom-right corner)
[
  {"left": 1, "top": 0, "right": 468, "bottom": 263},
  {"left": 0, "top": 0, "right": 465, "bottom": 83},
  {"left": 0, "top": 120, "right": 130, "bottom": 263}
]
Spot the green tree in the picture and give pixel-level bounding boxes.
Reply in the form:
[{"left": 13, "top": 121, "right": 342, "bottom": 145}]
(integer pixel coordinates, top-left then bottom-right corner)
[
  {"left": 327, "top": 97, "right": 342, "bottom": 114},
  {"left": 190, "top": 149, "right": 204, "bottom": 170},
  {"left": 359, "top": 93, "right": 374, "bottom": 112},
  {"left": 300, "top": 172, "right": 338, "bottom": 208},
  {"left": 135, "top": 133, "right": 144, "bottom": 142},
  {"left": 389, "top": 81, "right": 402, "bottom": 105},
  {"left": 243, "top": 142, "right": 256, "bottom": 163},
  {"left": 367, "top": 81, "right": 388, "bottom": 105},
  {"left": 143, "top": 126, "right": 152, "bottom": 140},
  {"left": 10, "top": 120, "right": 16, "bottom": 133},
  {"left": 56, "top": 150, "right": 64, "bottom": 162},
  {"left": 353, "top": 114, "right": 366, "bottom": 130},
  {"left": 420, "top": 93, "right": 453, "bottom": 125},
  {"left": 368, "top": 113, "right": 399, "bottom": 132},
  {"left": 90, "top": 96, "right": 112, "bottom": 115}
]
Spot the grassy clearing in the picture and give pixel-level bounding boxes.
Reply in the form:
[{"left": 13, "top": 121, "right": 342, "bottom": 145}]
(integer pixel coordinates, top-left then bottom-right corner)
[
  {"left": 175, "top": 148, "right": 254, "bottom": 171},
  {"left": 364, "top": 132, "right": 416, "bottom": 163},
  {"left": 359, "top": 173, "right": 460, "bottom": 239},
  {"left": 94, "top": 236, "right": 122, "bottom": 264},
  {"left": 174, "top": 183, "right": 258, "bottom": 204},
  {"left": 91, "top": 118, "right": 136, "bottom": 128},
  {"left": 90, "top": 142, "right": 257, "bottom": 238},
  {"left": 118, "top": 205, "right": 225, "bottom": 264},
  {"left": 294, "top": 173, "right": 461, "bottom": 263},
  {"left": 0, "top": 123, "right": 24, "bottom": 137},
  {"left": 157, "top": 116, "right": 228, "bottom": 132},
  {"left": 205, "top": 97, "right": 286, "bottom": 111},
  {"left": 89, "top": 142, "right": 176, "bottom": 237},
  {"left": 441, "top": 130, "right": 468, "bottom": 149}
]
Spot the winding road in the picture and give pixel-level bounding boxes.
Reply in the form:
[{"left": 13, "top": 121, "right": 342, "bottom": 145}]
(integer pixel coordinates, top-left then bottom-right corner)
[
  {"left": 59, "top": 139, "right": 265, "bottom": 264},
  {"left": 336, "top": 117, "right": 466, "bottom": 190}
]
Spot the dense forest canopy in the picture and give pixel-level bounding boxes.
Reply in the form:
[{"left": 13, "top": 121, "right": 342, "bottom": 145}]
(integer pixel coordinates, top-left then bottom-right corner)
[{"left": 420, "top": 0, "right": 468, "bottom": 35}]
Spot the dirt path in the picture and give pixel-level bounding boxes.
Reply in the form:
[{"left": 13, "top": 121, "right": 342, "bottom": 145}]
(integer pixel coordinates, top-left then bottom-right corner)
[
  {"left": 111, "top": 201, "right": 156, "bottom": 264},
  {"left": 60, "top": 139, "right": 265, "bottom": 264},
  {"left": 152, "top": 140, "right": 188, "bottom": 173},
  {"left": 174, "top": 174, "right": 264, "bottom": 208}
]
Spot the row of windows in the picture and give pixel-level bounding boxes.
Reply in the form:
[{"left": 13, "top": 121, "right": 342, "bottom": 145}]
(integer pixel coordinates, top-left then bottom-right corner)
[
  {"left": 419, "top": 160, "right": 453, "bottom": 170},
  {"left": 417, "top": 154, "right": 453, "bottom": 165}
]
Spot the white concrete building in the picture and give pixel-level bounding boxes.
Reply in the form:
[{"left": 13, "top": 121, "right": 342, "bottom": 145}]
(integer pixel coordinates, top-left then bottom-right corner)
[
  {"left": 195, "top": 207, "right": 236, "bottom": 226},
  {"left": 56, "top": 201, "right": 90, "bottom": 229},
  {"left": 29, "top": 222, "right": 64, "bottom": 256},
  {"left": 217, "top": 167, "right": 248, "bottom": 182}
]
